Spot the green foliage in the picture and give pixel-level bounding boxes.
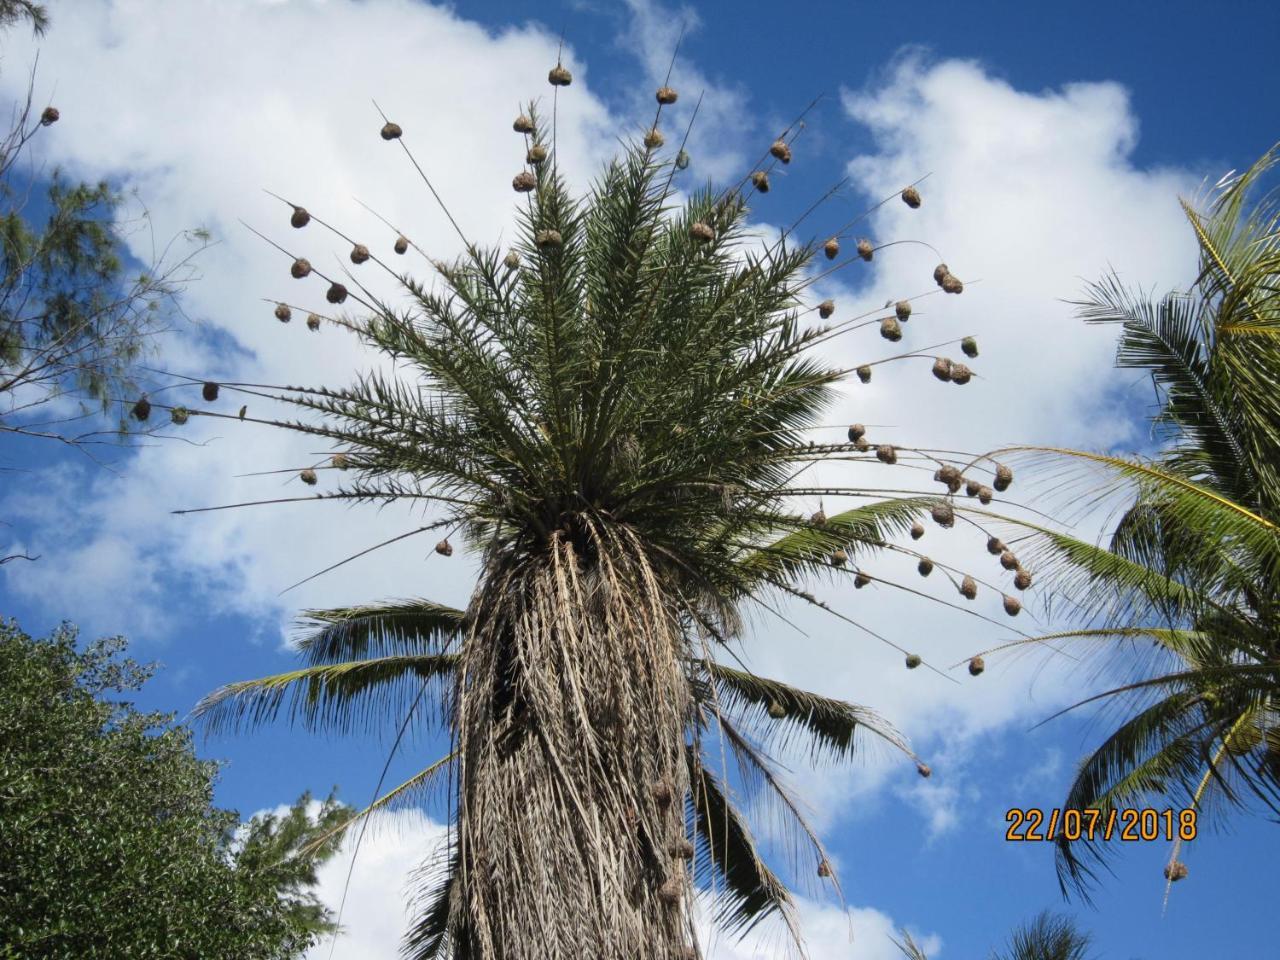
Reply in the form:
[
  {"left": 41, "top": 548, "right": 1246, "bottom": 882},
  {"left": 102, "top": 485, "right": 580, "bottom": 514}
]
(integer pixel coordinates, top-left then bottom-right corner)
[
  {"left": 985, "top": 144, "right": 1280, "bottom": 899},
  {"left": 0, "top": 618, "right": 348, "bottom": 958},
  {"left": 892, "top": 911, "right": 1093, "bottom": 960}
]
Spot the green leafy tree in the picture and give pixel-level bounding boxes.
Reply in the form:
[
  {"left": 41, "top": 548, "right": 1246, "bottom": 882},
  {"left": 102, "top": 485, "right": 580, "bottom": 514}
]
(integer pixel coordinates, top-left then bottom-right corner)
[
  {"left": 977, "top": 145, "right": 1280, "bottom": 898},
  {"left": 193, "top": 72, "right": 1014, "bottom": 960},
  {"left": 0, "top": 618, "right": 349, "bottom": 958}
]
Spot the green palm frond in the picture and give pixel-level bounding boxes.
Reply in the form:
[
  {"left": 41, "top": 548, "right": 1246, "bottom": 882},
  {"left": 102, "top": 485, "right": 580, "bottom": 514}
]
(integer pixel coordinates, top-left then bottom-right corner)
[
  {"left": 293, "top": 600, "right": 465, "bottom": 664},
  {"left": 992, "top": 911, "right": 1093, "bottom": 960},
  {"left": 686, "top": 745, "right": 800, "bottom": 942},
  {"left": 193, "top": 655, "right": 459, "bottom": 736}
]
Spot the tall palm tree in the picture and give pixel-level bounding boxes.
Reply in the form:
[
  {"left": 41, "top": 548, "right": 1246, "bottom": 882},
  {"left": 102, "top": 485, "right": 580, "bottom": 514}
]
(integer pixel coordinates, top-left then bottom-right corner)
[
  {"left": 191, "top": 72, "right": 1009, "bottom": 960},
  {"left": 975, "top": 145, "right": 1280, "bottom": 899}
]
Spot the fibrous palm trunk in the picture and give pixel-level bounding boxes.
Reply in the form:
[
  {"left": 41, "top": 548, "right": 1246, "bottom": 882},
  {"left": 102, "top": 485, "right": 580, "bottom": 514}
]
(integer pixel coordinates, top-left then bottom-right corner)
[{"left": 454, "top": 522, "right": 694, "bottom": 960}]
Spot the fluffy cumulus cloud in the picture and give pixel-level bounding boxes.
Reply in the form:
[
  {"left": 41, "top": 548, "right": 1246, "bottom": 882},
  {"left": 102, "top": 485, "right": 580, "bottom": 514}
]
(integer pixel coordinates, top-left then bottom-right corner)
[{"left": 302, "top": 809, "right": 939, "bottom": 960}]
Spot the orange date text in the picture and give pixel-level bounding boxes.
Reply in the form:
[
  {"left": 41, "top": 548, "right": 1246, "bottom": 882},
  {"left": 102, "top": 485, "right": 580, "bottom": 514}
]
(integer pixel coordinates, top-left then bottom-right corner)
[{"left": 1004, "top": 807, "right": 1197, "bottom": 842}]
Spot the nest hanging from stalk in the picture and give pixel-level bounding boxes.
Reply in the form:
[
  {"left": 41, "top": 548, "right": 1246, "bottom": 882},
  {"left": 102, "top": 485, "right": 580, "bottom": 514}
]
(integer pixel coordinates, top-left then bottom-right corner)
[
  {"left": 910, "top": 521, "right": 925, "bottom": 540},
  {"left": 917, "top": 558, "right": 934, "bottom": 577},
  {"left": 818, "top": 299, "right": 835, "bottom": 319},
  {"left": 291, "top": 257, "right": 312, "bottom": 279},
  {"left": 917, "top": 762, "right": 932, "bottom": 778},
  {"left": 675, "top": 149, "right": 690, "bottom": 170},
  {"left": 513, "top": 171, "right": 537, "bottom": 193},
  {"left": 847, "top": 423, "right": 866, "bottom": 442},
  {"left": 536, "top": 229, "right": 563, "bottom": 250},
  {"left": 931, "top": 502, "right": 954, "bottom": 527},
  {"left": 830, "top": 548, "right": 848, "bottom": 567},
  {"left": 300, "top": 468, "right": 318, "bottom": 486},
  {"left": 548, "top": 64, "right": 573, "bottom": 86},
  {"left": 961, "top": 336, "right": 979, "bottom": 358},
  {"left": 965, "top": 479, "right": 981, "bottom": 498},
  {"left": 657, "top": 878, "right": 682, "bottom": 906},
  {"left": 40, "top": 106, "right": 59, "bottom": 126},
  {"left": 932, "top": 357, "right": 953, "bottom": 382},
  {"left": 857, "top": 365, "right": 872, "bottom": 384},
  {"left": 435, "top": 539, "right": 454, "bottom": 557},
  {"left": 1164, "top": 861, "right": 1188, "bottom": 882},
  {"left": 941, "top": 274, "right": 964, "bottom": 294},
  {"left": 999, "top": 550, "right": 1019, "bottom": 570},
  {"left": 816, "top": 860, "right": 831, "bottom": 878},
  {"left": 290, "top": 206, "right": 310, "bottom": 228},
  {"left": 1014, "top": 568, "right": 1032, "bottom": 591},
  {"left": 670, "top": 838, "right": 695, "bottom": 860},
  {"left": 504, "top": 251, "right": 521, "bottom": 269},
  {"left": 856, "top": 238, "right": 874, "bottom": 262},
  {"left": 131, "top": 395, "right": 151, "bottom": 421},
  {"left": 326, "top": 283, "right": 348, "bottom": 304},
  {"left": 380, "top": 121, "right": 403, "bottom": 141},
  {"left": 950, "top": 363, "right": 972, "bottom": 385},
  {"left": 689, "top": 221, "right": 715, "bottom": 243},
  {"left": 993, "top": 463, "right": 1014, "bottom": 491},
  {"left": 644, "top": 128, "right": 666, "bottom": 149},
  {"left": 823, "top": 237, "right": 839, "bottom": 260},
  {"left": 968, "top": 656, "right": 985, "bottom": 677},
  {"left": 274, "top": 303, "right": 292, "bottom": 322},
  {"left": 527, "top": 144, "right": 548, "bottom": 165},
  {"left": 933, "top": 263, "right": 949, "bottom": 285},
  {"left": 656, "top": 86, "right": 678, "bottom": 105},
  {"left": 986, "top": 536, "right": 1005, "bottom": 555},
  {"left": 331, "top": 453, "right": 349, "bottom": 470},
  {"left": 169, "top": 406, "right": 190, "bottom": 425},
  {"left": 875, "top": 444, "right": 897, "bottom": 464},
  {"left": 769, "top": 139, "right": 792, "bottom": 163},
  {"left": 854, "top": 570, "right": 871, "bottom": 589},
  {"left": 513, "top": 114, "right": 535, "bottom": 134},
  {"left": 350, "top": 244, "right": 370, "bottom": 265},
  {"left": 977, "top": 485, "right": 993, "bottom": 505},
  {"left": 810, "top": 509, "right": 828, "bottom": 526},
  {"left": 750, "top": 171, "right": 770, "bottom": 193},
  {"left": 1002, "top": 594, "right": 1022, "bottom": 616},
  {"left": 854, "top": 436, "right": 870, "bottom": 451},
  {"left": 652, "top": 778, "right": 675, "bottom": 808},
  {"left": 959, "top": 575, "right": 977, "bottom": 600},
  {"left": 935, "top": 465, "right": 962, "bottom": 492},
  {"left": 201, "top": 382, "right": 219, "bottom": 402},
  {"left": 768, "top": 700, "right": 787, "bottom": 719},
  {"left": 895, "top": 300, "right": 912, "bottom": 322},
  {"left": 901, "top": 185, "right": 922, "bottom": 208},
  {"left": 880, "top": 317, "right": 902, "bottom": 342},
  {"left": 905, "top": 653, "right": 922, "bottom": 669},
  {"left": 394, "top": 235, "right": 409, "bottom": 254},
  {"left": 306, "top": 313, "right": 321, "bottom": 331}
]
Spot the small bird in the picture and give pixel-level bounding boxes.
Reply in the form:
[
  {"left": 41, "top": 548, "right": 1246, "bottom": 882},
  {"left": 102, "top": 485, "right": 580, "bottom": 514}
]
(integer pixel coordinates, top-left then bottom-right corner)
[{"left": 238, "top": 405, "right": 247, "bottom": 420}]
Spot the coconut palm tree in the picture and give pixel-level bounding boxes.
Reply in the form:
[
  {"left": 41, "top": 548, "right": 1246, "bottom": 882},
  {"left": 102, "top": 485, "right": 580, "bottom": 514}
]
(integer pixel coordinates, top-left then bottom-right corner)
[
  {"left": 974, "top": 145, "right": 1280, "bottom": 900},
  {"left": 190, "top": 72, "right": 1010, "bottom": 960}
]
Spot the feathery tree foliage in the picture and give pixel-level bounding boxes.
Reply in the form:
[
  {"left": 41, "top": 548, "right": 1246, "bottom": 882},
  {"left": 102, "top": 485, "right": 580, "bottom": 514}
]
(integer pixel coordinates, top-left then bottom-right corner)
[
  {"left": 893, "top": 911, "right": 1093, "bottom": 960},
  {"left": 191, "top": 64, "right": 1024, "bottom": 960},
  {"left": 0, "top": 1, "right": 209, "bottom": 565},
  {"left": 0, "top": 618, "right": 349, "bottom": 958},
  {"left": 974, "top": 144, "right": 1280, "bottom": 899}
]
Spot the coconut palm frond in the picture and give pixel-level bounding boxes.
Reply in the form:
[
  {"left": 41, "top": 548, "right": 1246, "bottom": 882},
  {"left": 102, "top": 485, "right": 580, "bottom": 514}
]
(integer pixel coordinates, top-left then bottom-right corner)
[
  {"left": 297, "top": 753, "right": 457, "bottom": 860},
  {"left": 293, "top": 599, "right": 466, "bottom": 664},
  {"left": 890, "top": 929, "right": 931, "bottom": 960},
  {"left": 193, "top": 655, "right": 459, "bottom": 736},
  {"left": 705, "top": 662, "right": 908, "bottom": 761},
  {"left": 685, "top": 746, "right": 801, "bottom": 944},
  {"left": 992, "top": 911, "right": 1093, "bottom": 960},
  {"left": 403, "top": 842, "right": 462, "bottom": 960}
]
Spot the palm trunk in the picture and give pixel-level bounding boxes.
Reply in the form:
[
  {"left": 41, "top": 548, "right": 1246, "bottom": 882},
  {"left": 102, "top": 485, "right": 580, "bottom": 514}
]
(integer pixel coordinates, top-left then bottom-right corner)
[{"left": 453, "top": 524, "right": 693, "bottom": 960}]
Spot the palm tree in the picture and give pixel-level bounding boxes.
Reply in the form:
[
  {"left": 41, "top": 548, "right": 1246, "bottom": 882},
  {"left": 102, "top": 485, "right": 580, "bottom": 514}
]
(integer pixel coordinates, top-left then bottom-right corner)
[
  {"left": 974, "top": 145, "right": 1280, "bottom": 899},
  {"left": 191, "top": 69, "right": 1009, "bottom": 960},
  {"left": 893, "top": 911, "right": 1093, "bottom": 960}
]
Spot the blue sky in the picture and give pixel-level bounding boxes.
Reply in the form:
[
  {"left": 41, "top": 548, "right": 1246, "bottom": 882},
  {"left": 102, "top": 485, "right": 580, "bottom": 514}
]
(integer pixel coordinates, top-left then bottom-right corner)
[{"left": 2, "top": 1, "right": 1278, "bottom": 957}]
